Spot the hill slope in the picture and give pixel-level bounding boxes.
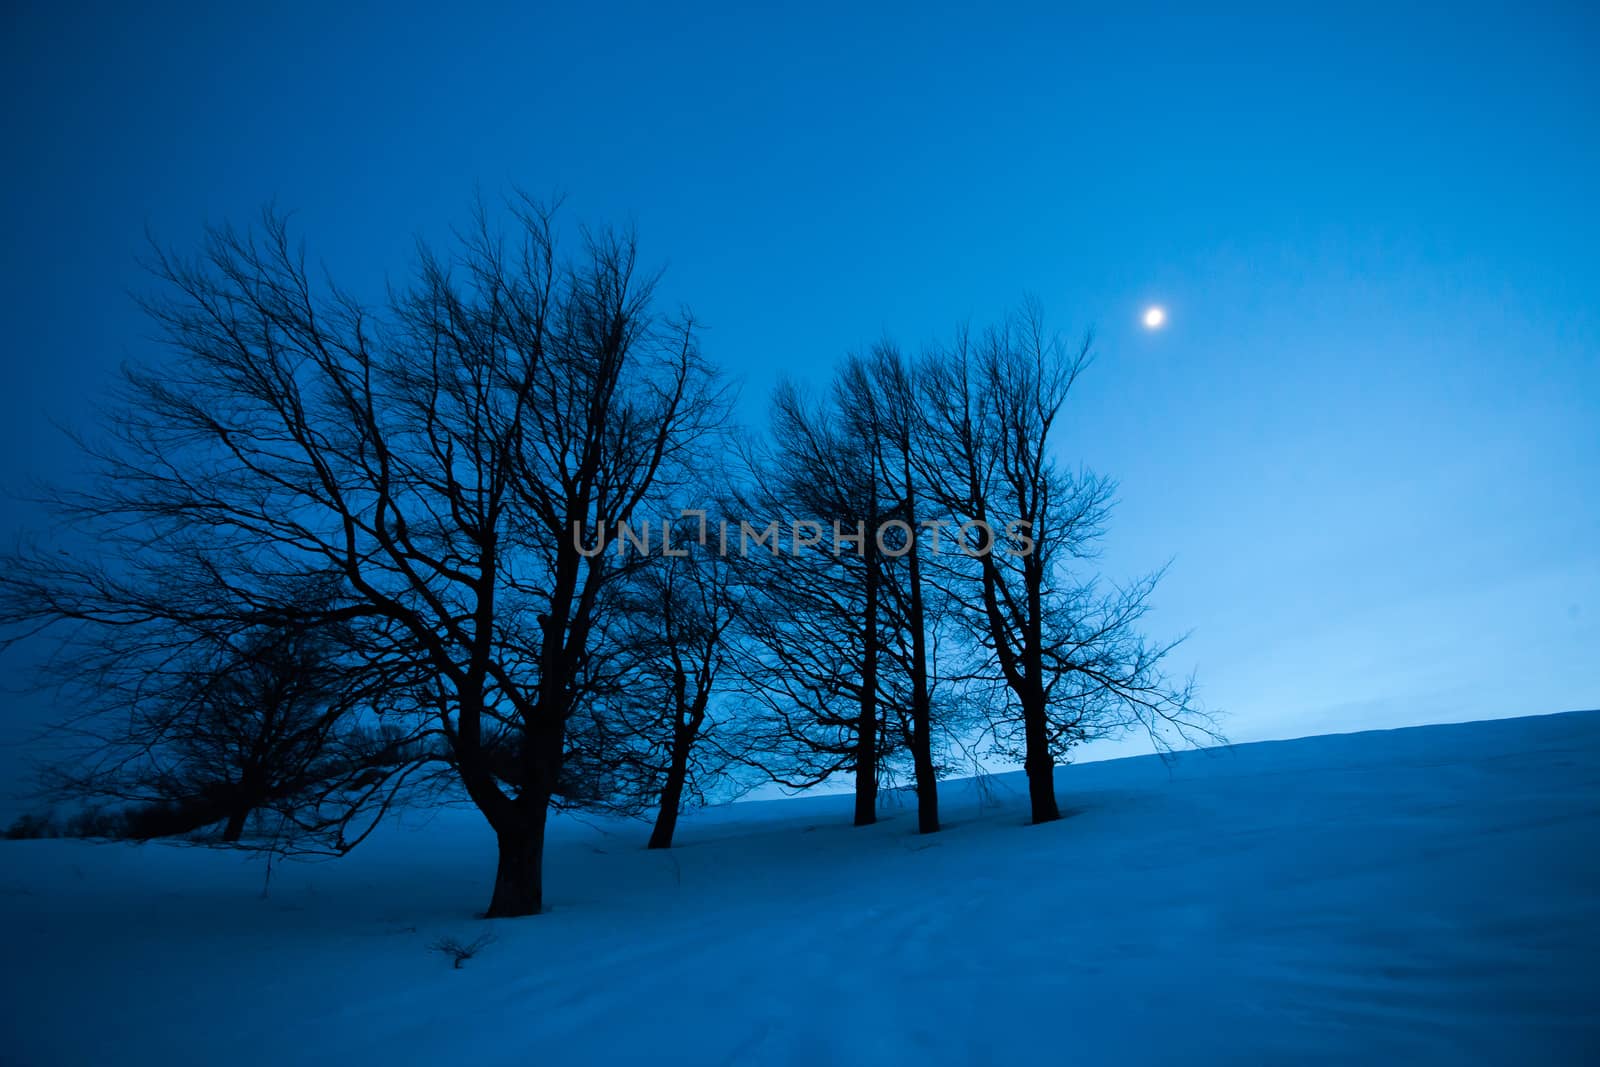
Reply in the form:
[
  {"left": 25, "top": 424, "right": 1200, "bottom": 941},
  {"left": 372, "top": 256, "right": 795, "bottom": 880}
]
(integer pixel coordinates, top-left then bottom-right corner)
[{"left": 3, "top": 711, "right": 1598, "bottom": 1065}]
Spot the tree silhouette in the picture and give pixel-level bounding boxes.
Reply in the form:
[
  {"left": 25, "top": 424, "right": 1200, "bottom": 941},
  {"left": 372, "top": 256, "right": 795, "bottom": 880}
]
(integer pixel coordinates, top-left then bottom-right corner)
[{"left": 0, "top": 197, "right": 726, "bottom": 915}]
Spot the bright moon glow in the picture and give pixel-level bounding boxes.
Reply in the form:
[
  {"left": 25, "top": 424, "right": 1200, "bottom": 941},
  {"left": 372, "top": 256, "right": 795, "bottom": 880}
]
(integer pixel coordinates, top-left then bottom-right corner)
[{"left": 1143, "top": 306, "right": 1167, "bottom": 329}]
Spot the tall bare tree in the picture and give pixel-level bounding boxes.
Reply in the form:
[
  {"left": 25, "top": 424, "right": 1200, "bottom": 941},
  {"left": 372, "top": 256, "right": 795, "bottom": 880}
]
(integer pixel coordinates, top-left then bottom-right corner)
[
  {"left": 919, "top": 305, "right": 1215, "bottom": 824},
  {"left": 0, "top": 198, "right": 724, "bottom": 915},
  {"left": 842, "top": 346, "right": 944, "bottom": 834},
  {"left": 601, "top": 515, "right": 743, "bottom": 848},
  {"left": 31, "top": 590, "right": 417, "bottom": 846},
  {"left": 733, "top": 385, "right": 897, "bottom": 825}
]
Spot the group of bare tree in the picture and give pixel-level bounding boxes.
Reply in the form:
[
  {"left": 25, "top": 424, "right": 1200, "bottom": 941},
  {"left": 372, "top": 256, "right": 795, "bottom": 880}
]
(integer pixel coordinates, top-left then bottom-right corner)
[
  {"left": 0, "top": 197, "right": 1212, "bottom": 917},
  {"left": 731, "top": 324, "right": 1216, "bottom": 834}
]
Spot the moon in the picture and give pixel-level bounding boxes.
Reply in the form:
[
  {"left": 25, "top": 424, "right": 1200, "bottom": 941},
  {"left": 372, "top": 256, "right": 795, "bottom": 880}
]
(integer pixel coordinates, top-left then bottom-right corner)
[{"left": 1142, "top": 306, "right": 1167, "bottom": 329}]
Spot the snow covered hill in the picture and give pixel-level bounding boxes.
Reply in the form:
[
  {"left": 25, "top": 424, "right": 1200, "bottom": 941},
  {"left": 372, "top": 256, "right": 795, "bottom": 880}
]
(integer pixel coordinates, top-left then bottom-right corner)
[{"left": 3, "top": 711, "right": 1597, "bottom": 1065}]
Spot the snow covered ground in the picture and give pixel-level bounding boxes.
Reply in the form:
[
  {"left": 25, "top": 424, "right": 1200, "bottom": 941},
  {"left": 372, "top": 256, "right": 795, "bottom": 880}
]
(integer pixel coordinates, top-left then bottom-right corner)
[{"left": 3, "top": 710, "right": 1597, "bottom": 1065}]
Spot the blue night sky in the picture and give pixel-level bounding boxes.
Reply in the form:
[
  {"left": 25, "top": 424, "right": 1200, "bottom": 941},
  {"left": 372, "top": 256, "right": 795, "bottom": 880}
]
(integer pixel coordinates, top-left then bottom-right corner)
[{"left": 2, "top": 1, "right": 1596, "bottom": 786}]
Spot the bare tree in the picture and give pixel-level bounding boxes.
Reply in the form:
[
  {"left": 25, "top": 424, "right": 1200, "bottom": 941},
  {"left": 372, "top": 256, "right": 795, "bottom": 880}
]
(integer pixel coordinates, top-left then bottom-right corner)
[
  {"left": 841, "top": 345, "right": 945, "bottom": 834},
  {"left": 600, "top": 515, "right": 744, "bottom": 848},
  {"left": 13, "top": 562, "right": 435, "bottom": 852},
  {"left": 44, "top": 610, "right": 396, "bottom": 843},
  {"left": 918, "top": 305, "right": 1216, "bottom": 824},
  {"left": 732, "top": 386, "right": 898, "bottom": 825},
  {"left": 431, "top": 933, "right": 496, "bottom": 969},
  {"left": 0, "top": 197, "right": 725, "bottom": 915}
]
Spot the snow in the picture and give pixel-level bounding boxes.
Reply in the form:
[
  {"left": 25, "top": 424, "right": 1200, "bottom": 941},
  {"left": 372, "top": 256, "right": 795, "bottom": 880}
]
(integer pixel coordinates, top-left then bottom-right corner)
[{"left": 3, "top": 710, "right": 1598, "bottom": 1065}]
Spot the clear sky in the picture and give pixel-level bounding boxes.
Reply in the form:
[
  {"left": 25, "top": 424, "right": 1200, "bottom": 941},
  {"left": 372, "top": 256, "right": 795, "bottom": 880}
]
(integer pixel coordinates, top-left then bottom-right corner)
[{"left": 2, "top": 0, "right": 1596, "bottom": 793}]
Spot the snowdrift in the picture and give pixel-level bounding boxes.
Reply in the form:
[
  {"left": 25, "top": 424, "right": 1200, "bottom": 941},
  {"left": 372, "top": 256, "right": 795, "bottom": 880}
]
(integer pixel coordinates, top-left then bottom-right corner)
[{"left": 3, "top": 710, "right": 1597, "bottom": 1065}]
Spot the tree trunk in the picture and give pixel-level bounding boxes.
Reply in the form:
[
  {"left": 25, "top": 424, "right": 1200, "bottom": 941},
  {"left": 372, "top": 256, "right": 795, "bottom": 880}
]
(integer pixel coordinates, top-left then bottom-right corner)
[
  {"left": 854, "top": 535, "right": 880, "bottom": 828},
  {"left": 904, "top": 472, "right": 939, "bottom": 834},
  {"left": 911, "top": 729, "right": 940, "bottom": 833},
  {"left": 648, "top": 722, "right": 692, "bottom": 850},
  {"left": 221, "top": 807, "right": 250, "bottom": 842},
  {"left": 485, "top": 794, "right": 550, "bottom": 917},
  {"left": 853, "top": 703, "right": 878, "bottom": 826},
  {"left": 1022, "top": 697, "right": 1059, "bottom": 823},
  {"left": 1020, "top": 546, "right": 1058, "bottom": 824}
]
